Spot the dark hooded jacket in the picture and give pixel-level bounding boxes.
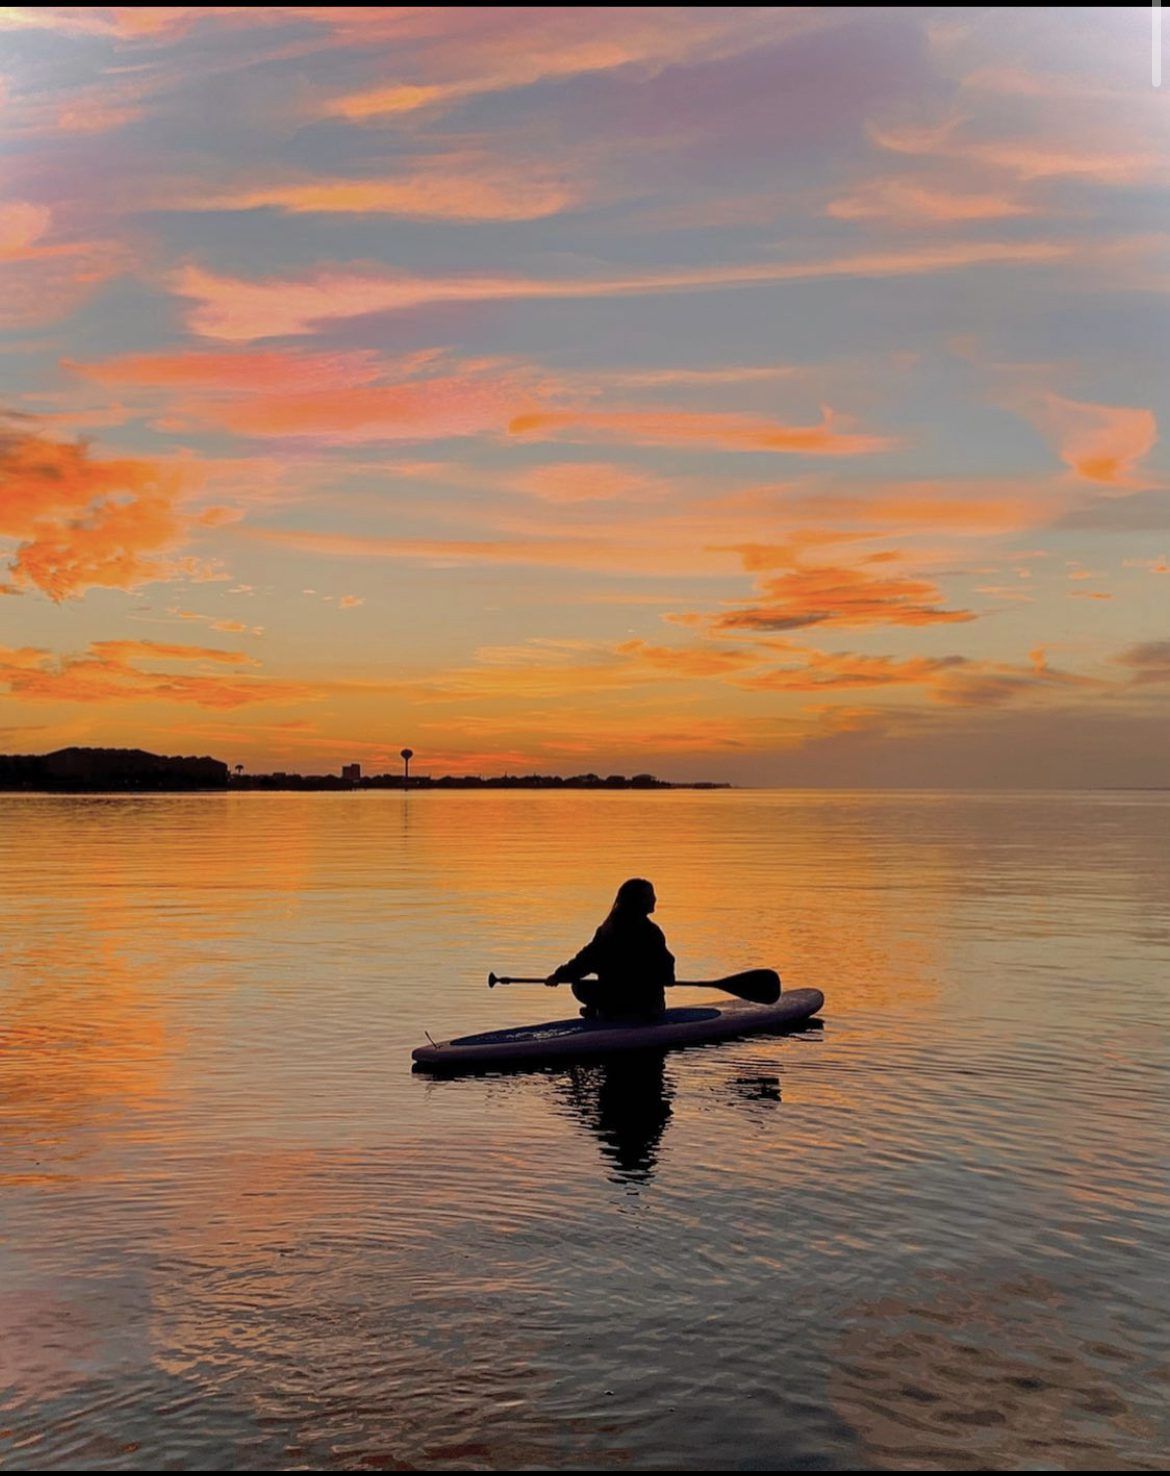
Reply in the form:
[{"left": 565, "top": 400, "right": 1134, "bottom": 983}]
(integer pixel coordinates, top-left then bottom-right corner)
[{"left": 551, "top": 913, "right": 674, "bottom": 1016}]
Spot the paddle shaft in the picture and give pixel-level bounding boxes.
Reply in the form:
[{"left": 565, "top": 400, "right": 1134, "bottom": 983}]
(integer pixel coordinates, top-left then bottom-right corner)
[
  {"left": 488, "top": 967, "right": 781, "bottom": 1004},
  {"left": 494, "top": 976, "right": 726, "bottom": 987}
]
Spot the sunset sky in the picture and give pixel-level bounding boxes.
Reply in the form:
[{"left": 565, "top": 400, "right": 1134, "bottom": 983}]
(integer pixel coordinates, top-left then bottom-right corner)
[{"left": 1, "top": 5, "right": 1167, "bottom": 784}]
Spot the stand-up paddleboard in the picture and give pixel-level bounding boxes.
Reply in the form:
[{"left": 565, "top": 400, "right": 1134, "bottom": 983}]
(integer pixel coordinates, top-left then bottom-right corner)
[{"left": 412, "top": 987, "right": 824, "bottom": 1072}]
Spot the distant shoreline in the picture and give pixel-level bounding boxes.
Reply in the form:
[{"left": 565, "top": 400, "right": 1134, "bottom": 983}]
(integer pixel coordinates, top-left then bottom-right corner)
[
  {"left": 0, "top": 747, "right": 730, "bottom": 793},
  {"left": 228, "top": 775, "right": 732, "bottom": 792},
  {"left": 0, "top": 778, "right": 733, "bottom": 793}
]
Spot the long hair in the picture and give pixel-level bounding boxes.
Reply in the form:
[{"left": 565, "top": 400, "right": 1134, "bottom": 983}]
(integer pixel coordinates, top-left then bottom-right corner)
[{"left": 597, "top": 877, "right": 655, "bottom": 939}]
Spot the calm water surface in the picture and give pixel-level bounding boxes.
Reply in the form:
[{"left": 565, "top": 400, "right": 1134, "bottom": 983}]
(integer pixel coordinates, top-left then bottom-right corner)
[{"left": 1, "top": 790, "right": 1167, "bottom": 1471}]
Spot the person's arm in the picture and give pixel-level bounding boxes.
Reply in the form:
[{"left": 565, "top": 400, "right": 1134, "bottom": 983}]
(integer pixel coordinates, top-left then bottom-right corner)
[
  {"left": 546, "top": 930, "right": 604, "bottom": 985},
  {"left": 648, "top": 921, "right": 675, "bottom": 985}
]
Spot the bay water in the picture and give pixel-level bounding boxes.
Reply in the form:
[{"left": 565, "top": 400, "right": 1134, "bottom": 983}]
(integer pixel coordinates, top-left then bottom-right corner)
[{"left": 1, "top": 790, "right": 1167, "bottom": 1469}]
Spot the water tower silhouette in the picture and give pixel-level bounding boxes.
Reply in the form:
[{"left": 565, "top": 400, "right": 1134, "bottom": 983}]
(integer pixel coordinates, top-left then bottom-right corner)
[{"left": 400, "top": 748, "right": 414, "bottom": 789}]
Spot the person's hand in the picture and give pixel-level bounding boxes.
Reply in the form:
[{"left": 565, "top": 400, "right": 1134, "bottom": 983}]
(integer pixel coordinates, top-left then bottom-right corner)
[{"left": 544, "top": 973, "right": 561, "bottom": 987}]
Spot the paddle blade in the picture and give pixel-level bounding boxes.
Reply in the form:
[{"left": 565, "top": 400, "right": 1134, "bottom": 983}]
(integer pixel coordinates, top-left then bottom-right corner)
[{"left": 713, "top": 969, "right": 781, "bottom": 1004}]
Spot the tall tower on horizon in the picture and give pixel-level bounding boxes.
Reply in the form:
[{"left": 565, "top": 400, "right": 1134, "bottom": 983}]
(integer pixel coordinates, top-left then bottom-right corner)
[{"left": 401, "top": 748, "right": 413, "bottom": 790}]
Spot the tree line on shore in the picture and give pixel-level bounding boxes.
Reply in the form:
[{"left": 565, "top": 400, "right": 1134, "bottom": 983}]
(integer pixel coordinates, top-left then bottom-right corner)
[{"left": 0, "top": 748, "right": 729, "bottom": 792}]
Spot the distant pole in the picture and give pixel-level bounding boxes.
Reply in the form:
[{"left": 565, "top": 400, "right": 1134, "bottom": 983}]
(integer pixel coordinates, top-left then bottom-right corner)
[{"left": 401, "top": 748, "right": 413, "bottom": 790}]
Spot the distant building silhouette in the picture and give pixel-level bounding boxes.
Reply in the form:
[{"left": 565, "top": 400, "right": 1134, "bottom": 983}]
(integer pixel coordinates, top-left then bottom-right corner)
[{"left": 341, "top": 763, "right": 361, "bottom": 783}]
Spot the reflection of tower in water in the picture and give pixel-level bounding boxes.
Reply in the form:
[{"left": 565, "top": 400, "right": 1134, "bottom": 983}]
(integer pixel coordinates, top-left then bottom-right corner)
[{"left": 556, "top": 1053, "right": 675, "bottom": 1185}]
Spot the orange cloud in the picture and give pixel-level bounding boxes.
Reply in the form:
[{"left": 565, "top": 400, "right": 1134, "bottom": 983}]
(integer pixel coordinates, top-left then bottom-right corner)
[
  {"left": 162, "top": 607, "right": 261, "bottom": 636},
  {"left": 244, "top": 528, "right": 727, "bottom": 578},
  {"left": 1023, "top": 394, "right": 1158, "bottom": 484},
  {"left": 777, "top": 485, "right": 1062, "bottom": 534},
  {"left": 215, "top": 378, "right": 529, "bottom": 444},
  {"left": 0, "top": 423, "right": 197, "bottom": 600},
  {"left": 88, "top": 639, "right": 257, "bottom": 666},
  {"left": 610, "top": 636, "right": 1101, "bottom": 711},
  {"left": 70, "top": 347, "right": 392, "bottom": 394},
  {"left": 0, "top": 639, "right": 313, "bottom": 710},
  {"left": 70, "top": 347, "right": 540, "bottom": 445},
  {"left": 509, "top": 408, "right": 895, "bottom": 456},
  {"left": 711, "top": 558, "right": 974, "bottom": 633},
  {"left": 613, "top": 640, "right": 762, "bottom": 679},
  {"left": 736, "top": 647, "right": 969, "bottom": 692},
  {"left": 185, "top": 158, "right": 580, "bottom": 222},
  {"left": 175, "top": 241, "right": 1071, "bottom": 340}
]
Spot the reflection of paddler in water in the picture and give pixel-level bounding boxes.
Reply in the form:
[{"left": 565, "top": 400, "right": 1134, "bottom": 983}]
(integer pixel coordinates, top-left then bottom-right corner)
[
  {"left": 557, "top": 1052, "right": 675, "bottom": 1183},
  {"left": 545, "top": 878, "right": 674, "bottom": 1020}
]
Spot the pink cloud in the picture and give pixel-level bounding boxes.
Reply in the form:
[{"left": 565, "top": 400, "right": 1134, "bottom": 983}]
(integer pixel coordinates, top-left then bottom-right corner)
[
  {"left": 0, "top": 202, "right": 129, "bottom": 330},
  {"left": 323, "top": 8, "right": 820, "bottom": 121},
  {"left": 70, "top": 347, "right": 543, "bottom": 446},
  {"left": 1023, "top": 394, "right": 1158, "bottom": 484},
  {"left": 826, "top": 177, "right": 1031, "bottom": 226},
  {"left": 174, "top": 241, "right": 1071, "bottom": 341}
]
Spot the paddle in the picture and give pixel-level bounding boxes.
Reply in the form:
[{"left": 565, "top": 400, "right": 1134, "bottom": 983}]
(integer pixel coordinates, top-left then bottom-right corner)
[{"left": 487, "top": 968, "right": 781, "bottom": 1005}]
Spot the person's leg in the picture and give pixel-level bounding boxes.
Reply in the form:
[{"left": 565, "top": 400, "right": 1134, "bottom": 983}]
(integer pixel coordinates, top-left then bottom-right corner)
[{"left": 572, "top": 979, "right": 607, "bottom": 1018}]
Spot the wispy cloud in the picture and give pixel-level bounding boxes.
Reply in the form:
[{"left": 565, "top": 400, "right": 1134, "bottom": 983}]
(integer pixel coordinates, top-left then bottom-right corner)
[
  {"left": 509, "top": 408, "right": 895, "bottom": 457},
  {"left": 174, "top": 242, "right": 1071, "bottom": 340},
  {"left": 0, "top": 638, "right": 313, "bottom": 710},
  {"left": 173, "top": 155, "right": 583, "bottom": 222},
  {"left": 826, "top": 177, "right": 1031, "bottom": 226},
  {"left": 323, "top": 8, "right": 823, "bottom": 121},
  {"left": 70, "top": 347, "right": 545, "bottom": 445}
]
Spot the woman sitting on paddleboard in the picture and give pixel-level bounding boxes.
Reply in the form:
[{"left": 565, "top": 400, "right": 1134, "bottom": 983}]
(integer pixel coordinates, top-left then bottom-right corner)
[{"left": 546, "top": 878, "right": 674, "bottom": 1020}]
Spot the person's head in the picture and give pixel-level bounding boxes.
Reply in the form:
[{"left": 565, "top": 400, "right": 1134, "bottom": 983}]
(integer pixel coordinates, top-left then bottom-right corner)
[{"left": 612, "top": 877, "right": 656, "bottom": 916}]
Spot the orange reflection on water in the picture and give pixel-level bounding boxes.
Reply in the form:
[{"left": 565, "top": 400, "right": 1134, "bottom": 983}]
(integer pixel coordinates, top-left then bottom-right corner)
[{"left": 0, "top": 796, "right": 319, "bottom": 1180}]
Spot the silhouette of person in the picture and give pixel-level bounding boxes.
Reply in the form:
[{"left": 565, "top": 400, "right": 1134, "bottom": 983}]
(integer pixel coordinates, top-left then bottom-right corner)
[{"left": 545, "top": 877, "right": 674, "bottom": 1019}]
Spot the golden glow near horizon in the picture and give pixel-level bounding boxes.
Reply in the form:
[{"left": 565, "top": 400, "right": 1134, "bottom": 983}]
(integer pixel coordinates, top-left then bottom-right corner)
[{"left": 1, "top": 7, "right": 1167, "bottom": 784}]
